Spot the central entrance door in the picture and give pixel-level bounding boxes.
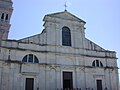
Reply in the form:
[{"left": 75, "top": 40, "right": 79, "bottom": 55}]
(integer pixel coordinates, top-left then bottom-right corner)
[
  {"left": 25, "top": 78, "right": 34, "bottom": 90},
  {"left": 96, "top": 80, "right": 102, "bottom": 90},
  {"left": 63, "top": 72, "right": 73, "bottom": 89}
]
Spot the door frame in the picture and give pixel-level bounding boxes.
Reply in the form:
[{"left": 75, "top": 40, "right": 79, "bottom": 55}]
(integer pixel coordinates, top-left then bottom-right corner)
[
  {"left": 23, "top": 76, "right": 36, "bottom": 90},
  {"left": 96, "top": 79, "right": 103, "bottom": 90},
  {"left": 63, "top": 71, "right": 73, "bottom": 89},
  {"left": 95, "top": 79, "right": 103, "bottom": 90},
  {"left": 25, "top": 78, "right": 34, "bottom": 90},
  {"left": 94, "top": 75, "right": 105, "bottom": 90},
  {"left": 61, "top": 70, "right": 75, "bottom": 89}
]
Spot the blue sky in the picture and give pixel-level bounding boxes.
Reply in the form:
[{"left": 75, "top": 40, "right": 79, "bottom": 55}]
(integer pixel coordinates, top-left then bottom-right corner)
[{"left": 10, "top": 0, "right": 120, "bottom": 74}]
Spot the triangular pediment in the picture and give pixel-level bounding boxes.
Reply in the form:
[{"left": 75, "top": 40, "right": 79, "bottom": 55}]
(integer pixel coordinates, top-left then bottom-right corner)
[{"left": 44, "top": 10, "right": 86, "bottom": 23}]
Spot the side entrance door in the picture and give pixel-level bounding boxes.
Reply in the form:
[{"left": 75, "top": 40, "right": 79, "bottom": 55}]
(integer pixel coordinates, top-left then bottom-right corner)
[
  {"left": 25, "top": 78, "right": 34, "bottom": 90},
  {"left": 63, "top": 72, "right": 73, "bottom": 89},
  {"left": 96, "top": 80, "right": 102, "bottom": 90}
]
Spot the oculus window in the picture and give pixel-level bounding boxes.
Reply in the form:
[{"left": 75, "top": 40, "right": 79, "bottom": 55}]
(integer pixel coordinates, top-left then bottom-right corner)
[
  {"left": 62, "top": 26, "right": 71, "bottom": 46},
  {"left": 22, "top": 54, "right": 39, "bottom": 63}
]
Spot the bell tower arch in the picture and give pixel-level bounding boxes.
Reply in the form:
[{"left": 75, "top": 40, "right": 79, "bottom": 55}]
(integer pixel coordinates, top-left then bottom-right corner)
[{"left": 0, "top": 0, "right": 13, "bottom": 41}]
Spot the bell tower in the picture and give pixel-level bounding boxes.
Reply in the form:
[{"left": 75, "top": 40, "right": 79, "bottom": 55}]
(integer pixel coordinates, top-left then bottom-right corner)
[{"left": 0, "top": 0, "right": 13, "bottom": 41}]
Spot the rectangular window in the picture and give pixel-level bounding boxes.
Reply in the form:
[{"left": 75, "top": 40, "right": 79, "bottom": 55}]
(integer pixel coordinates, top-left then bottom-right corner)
[
  {"left": 96, "top": 80, "right": 102, "bottom": 90},
  {"left": 25, "top": 78, "right": 34, "bottom": 90},
  {"left": 63, "top": 72, "right": 73, "bottom": 89}
]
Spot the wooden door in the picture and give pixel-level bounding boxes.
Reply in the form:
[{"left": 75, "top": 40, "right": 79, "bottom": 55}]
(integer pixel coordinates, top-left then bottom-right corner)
[
  {"left": 25, "top": 78, "right": 34, "bottom": 90},
  {"left": 96, "top": 80, "right": 102, "bottom": 90},
  {"left": 63, "top": 72, "right": 73, "bottom": 89}
]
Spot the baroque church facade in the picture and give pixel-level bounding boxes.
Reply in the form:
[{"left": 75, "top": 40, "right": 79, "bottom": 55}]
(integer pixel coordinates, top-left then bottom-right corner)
[{"left": 0, "top": 0, "right": 119, "bottom": 90}]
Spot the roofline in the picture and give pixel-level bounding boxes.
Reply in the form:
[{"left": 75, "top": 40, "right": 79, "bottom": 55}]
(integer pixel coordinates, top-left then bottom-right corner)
[{"left": 43, "top": 10, "right": 86, "bottom": 24}]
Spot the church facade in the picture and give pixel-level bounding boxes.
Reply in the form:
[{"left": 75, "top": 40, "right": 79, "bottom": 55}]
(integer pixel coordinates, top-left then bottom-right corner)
[{"left": 0, "top": 0, "right": 119, "bottom": 90}]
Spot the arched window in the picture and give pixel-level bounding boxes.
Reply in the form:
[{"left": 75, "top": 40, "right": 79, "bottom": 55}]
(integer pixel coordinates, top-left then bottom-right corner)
[
  {"left": 92, "top": 60, "right": 103, "bottom": 67},
  {"left": 62, "top": 26, "right": 71, "bottom": 46},
  {"left": 22, "top": 54, "right": 39, "bottom": 63},
  {"left": 5, "top": 14, "right": 8, "bottom": 20},
  {"left": 1, "top": 13, "right": 4, "bottom": 20}
]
